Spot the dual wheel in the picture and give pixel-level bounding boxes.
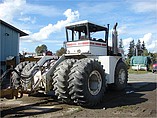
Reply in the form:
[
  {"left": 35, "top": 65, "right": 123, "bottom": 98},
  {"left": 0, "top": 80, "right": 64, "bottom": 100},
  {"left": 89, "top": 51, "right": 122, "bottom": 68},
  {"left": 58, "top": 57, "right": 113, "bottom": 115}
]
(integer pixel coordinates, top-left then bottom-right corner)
[
  {"left": 12, "top": 58, "right": 128, "bottom": 107},
  {"left": 12, "top": 60, "right": 56, "bottom": 92},
  {"left": 11, "top": 61, "right": 36, "bottom": 90},
  {"left": 52, "top": 58, "right": 128, "bottom": 107}
]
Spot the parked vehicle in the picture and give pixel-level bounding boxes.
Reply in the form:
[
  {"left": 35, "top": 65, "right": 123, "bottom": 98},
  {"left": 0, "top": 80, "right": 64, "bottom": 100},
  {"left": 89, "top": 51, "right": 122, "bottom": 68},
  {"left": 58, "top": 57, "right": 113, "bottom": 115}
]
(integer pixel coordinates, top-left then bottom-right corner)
[
  {"left": 130, "top": 56, "right": 151, "bottom": 71},
  {"left": 152, "top": 61, "right": 157, "bottom": 73}
]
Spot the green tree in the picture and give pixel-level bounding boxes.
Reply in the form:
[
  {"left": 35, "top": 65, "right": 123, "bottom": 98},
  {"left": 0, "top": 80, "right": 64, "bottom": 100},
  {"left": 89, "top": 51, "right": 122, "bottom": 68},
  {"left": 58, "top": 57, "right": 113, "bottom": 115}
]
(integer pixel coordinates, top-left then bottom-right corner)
[
  {"left": 141, "top": 41, "right": 148, "bottom": 56},
  {"left": 119, "top": 38, "right": 124, "bottom": 48},
  {"left": 143, "top": 49, "right": 149, "bottom": 56},
  {"left": 141, "top": 41, "right": 146, "bottom": 50},
  {"left": 41, "top": 44, "right": 47, "bottom": 52},
  {"left": 135, "top": 39, "right": 143, "bottom": 56},
  {"left": 149, "top": 52, "right": 157, "bottom": 62},
  {"left": 35, "top": 44, "right": 47, "bottom": 55},
  {"left": 56, "top": 47, "right": 66, "bottom": 56},
  {"left": 127, "top": 40, "right": 135, "bottom": 58},
  {"left": 136, "top": 39, "right": 141, "bottom": 50}
]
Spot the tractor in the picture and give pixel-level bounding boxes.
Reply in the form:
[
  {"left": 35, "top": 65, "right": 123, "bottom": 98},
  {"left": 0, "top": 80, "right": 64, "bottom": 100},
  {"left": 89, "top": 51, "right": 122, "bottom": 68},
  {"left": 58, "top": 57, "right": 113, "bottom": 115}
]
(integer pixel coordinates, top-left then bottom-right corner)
[{"left": 1, "top": 20, "right": 128, "bottom": 107}]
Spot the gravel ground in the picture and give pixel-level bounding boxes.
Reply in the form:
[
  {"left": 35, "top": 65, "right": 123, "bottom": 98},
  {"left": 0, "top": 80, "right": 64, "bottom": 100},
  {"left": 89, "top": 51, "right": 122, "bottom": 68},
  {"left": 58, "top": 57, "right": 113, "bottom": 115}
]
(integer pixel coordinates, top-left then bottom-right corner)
[{"left": 0, "top": 73, "right": 157, "bottom": 118}]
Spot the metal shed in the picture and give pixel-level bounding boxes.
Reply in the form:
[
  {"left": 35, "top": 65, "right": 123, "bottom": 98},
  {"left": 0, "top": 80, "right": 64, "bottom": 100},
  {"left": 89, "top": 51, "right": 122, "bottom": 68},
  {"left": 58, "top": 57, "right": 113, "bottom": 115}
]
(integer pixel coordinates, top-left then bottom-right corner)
[{"left": 0, "top": 19, "right": 28, "bottom": 74}]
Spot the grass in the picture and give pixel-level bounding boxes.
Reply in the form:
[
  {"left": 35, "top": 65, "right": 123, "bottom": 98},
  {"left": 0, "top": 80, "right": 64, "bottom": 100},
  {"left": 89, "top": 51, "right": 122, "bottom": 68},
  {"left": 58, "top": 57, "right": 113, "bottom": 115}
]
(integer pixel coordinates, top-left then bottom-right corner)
[{"left": 128, "top": 68, "right": 150, "bottom": 74}]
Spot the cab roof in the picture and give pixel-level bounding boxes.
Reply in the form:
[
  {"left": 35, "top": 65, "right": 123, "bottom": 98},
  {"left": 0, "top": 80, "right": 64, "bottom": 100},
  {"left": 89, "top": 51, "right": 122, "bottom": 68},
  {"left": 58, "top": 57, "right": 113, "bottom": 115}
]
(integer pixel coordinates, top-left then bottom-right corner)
[{"left": 66, "top": 20, "right": 108, "bottom": 32}]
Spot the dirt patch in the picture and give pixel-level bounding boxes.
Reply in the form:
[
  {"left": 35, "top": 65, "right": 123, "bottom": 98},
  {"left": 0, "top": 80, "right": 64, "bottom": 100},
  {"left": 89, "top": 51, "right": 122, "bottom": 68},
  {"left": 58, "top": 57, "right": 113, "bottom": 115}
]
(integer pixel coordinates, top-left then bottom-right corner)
[
  {"left": 66, "top": 83, "right": 157, "bottom": 118},
  {"left": 0, "top": 73, "right": 157, "bottom": 118}
]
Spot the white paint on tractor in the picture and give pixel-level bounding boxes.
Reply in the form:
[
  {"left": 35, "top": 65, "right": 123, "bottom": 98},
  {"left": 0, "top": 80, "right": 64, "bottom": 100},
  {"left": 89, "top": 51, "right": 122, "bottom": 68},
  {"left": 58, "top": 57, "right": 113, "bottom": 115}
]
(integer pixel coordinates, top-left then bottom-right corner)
[
  {"left": 66, "top": 40, "right": 107, "bottom": 56},
  {"left": 98, "top": 56, "right": 121, "bottom": 84}
]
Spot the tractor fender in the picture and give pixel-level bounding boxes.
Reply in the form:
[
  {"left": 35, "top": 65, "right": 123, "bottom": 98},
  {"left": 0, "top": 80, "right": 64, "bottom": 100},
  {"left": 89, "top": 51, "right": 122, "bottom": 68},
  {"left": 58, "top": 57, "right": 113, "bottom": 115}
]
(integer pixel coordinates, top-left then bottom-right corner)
[{"left": 98, "top": 56, "right": 124, "bottom": 84}]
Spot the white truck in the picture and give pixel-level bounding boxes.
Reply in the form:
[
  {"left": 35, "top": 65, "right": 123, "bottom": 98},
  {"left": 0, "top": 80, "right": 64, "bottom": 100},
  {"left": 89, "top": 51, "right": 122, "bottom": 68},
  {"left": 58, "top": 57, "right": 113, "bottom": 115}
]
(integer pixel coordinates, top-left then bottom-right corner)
[{"left": 4, "top": 21, "right": 128, "bottom": 107}]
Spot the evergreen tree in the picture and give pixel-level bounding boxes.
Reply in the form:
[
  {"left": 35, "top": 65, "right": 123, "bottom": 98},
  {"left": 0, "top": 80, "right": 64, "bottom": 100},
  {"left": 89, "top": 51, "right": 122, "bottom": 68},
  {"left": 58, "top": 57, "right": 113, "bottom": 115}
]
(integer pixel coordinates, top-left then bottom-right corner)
[
  {"left": 119, "top": 38, "right": 124, "bottom": 48},
  {"left": 141, "top": 41, "right": 148, "bottom": 56},
  {"left": 141, "top": 41, "right": 146, "bottom": 50},
  {"left": 135, "top": 39, "right": 142, "bottom": 56},
  {"left": 136, "top": 39, "right": 141, "bottom": 50},
  {"left": 128, "top": 40, "right": 135, "bottom": 58}
]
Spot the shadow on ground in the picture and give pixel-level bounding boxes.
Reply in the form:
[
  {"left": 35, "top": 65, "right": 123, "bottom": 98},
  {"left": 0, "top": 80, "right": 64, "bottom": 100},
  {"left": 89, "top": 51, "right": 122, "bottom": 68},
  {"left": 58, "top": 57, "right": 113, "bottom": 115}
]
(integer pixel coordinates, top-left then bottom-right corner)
[
  {"left": 1, "top": 82, "right": 156, "bottom": 117},
  {"left": 90, "top": 82, "right": 157, "bottom": 109},
  {"left": 0, "top": 98, "right": 61, "bottom": 117}
]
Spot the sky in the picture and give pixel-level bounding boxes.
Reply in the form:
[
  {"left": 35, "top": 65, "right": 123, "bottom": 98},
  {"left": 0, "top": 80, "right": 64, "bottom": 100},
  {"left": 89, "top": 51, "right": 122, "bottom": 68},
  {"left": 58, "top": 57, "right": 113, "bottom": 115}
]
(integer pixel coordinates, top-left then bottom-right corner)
[{"left": 0, "top": 0, "right": 157, "bottom": 54}]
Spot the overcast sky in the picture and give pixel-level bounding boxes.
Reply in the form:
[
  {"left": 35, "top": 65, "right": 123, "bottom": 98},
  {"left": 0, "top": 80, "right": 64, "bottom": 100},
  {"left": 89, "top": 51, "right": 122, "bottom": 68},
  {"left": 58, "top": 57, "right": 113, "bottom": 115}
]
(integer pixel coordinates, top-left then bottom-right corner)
[{"left": 0, "top": 0, "right": 156, "bottom": 54}]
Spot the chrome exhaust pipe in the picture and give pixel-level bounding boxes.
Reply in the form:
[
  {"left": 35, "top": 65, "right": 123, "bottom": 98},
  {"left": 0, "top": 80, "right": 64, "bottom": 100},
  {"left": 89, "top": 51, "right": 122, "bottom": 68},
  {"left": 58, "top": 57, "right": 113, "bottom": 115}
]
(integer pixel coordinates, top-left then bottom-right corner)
[{"left": 112, "top": 22, "right": 118, "bottom": 55}]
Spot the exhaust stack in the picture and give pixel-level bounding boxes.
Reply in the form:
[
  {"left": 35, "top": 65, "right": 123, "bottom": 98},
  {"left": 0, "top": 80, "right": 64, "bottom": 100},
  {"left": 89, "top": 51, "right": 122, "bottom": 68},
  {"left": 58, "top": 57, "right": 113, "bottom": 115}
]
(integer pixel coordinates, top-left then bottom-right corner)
[{"left": 112, "top": 22, "right": 118, "bottom": 55}]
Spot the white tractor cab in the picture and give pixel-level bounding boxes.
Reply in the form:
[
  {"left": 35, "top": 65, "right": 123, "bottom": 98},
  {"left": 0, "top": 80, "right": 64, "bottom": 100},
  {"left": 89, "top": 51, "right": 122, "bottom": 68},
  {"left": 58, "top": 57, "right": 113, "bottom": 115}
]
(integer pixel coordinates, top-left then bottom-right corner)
[
  {"left": 65, "top": 20, "right": 127, "bottom": 86},
  {"left": 11, "top": 20, "right": 128, "bottom": 107}
]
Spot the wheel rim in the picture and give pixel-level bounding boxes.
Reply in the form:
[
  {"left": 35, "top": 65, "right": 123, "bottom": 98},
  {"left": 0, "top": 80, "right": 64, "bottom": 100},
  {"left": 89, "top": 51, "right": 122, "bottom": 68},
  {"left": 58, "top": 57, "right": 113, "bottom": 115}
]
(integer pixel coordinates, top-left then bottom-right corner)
[
  {"left": 118, "top": 69, "right": 126, "bottom": 84},
  {"left": 88, "top": 70, "right": 102, "bottom": 95}
]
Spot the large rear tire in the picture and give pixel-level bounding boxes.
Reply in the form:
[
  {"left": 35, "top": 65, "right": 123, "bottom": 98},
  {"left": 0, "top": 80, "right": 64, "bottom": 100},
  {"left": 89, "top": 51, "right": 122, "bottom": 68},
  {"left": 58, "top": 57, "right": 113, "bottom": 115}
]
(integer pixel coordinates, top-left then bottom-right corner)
[
  {"left": 21, "top": 62, "right": 36, "bottom": 91},
  {"left": 12, "top": 61, "right": 30, "bottom": 88},
  {"left": 68, "top": 58, "right": 105, "bottom": 107},
  {"left": 109, "top": 61, "right": 128, "bottom": 91},
  {"left": 52, "top": 59, "right": 76, "bottom": 103}
]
